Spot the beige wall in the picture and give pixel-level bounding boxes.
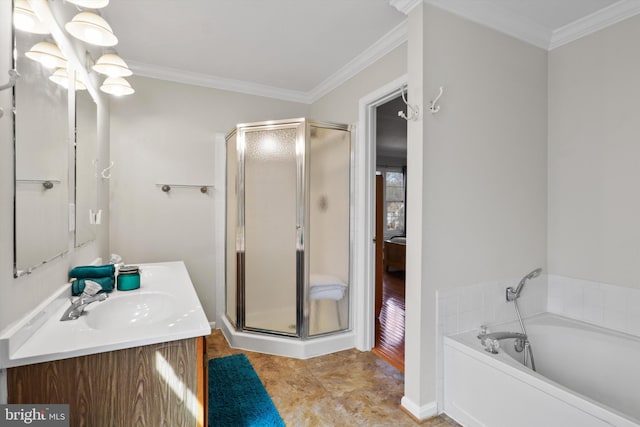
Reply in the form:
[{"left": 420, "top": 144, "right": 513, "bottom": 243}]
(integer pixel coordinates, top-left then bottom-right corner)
[
  {"left": 406, "top": 3, "right": 548, "bottom": 408},
  {"left": 548, "top": 14, "right": 640, "bottom": 288},
  {"left": 310, "top": 44, "right": 407, "bottom": 124},
  {"left": 109, "top": 76, "right": 308, "bottom": 321}
]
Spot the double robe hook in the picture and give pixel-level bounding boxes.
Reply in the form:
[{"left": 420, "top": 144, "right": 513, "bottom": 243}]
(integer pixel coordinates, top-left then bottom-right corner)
[
  {"left": 397, "top": 85, "right": 444, "bottom": 121},
  {"left": 398, "top": 85, "right": 420, "bottom": 121}
]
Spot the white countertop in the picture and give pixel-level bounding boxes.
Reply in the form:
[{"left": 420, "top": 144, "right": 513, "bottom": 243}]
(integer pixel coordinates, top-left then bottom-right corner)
[{"left": 0, "top": 261, "right": 211, "bottom": 368}]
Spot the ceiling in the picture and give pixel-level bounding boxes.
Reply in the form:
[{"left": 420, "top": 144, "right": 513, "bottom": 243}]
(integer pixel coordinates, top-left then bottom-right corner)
[
  {"left": 100, "top": 0, "right": 639, "bottom": 103},
  {"left": 101, "top": 0, "right": 406, "bottom": 103}
]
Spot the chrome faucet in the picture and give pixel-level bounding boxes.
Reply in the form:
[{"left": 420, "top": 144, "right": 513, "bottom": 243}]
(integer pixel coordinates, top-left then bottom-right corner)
[
  {"left": 478, "top": 327, "right": 528, "bottom": 354},
  {"left": 60, "top": 280, "right": 108, "bottom": 321}
]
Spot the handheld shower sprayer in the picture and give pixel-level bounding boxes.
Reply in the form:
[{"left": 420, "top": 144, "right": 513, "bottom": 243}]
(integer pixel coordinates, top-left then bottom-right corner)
[
  {"left": 505, "top": 267, "right": 542, "bottom": 371},
  {"left": 506, "top": 268, "right": 542, "bottom": 302}
]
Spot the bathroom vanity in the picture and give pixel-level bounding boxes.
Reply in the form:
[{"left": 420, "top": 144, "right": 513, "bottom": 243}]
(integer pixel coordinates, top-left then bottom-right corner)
[{"left": 0, "top": 262, "right": 211, "bottom": 426}]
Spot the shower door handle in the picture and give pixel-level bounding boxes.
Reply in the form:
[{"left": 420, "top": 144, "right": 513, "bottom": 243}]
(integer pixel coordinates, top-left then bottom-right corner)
[{"left": 296, "top": 226, "right": 303, "bottom": 249}]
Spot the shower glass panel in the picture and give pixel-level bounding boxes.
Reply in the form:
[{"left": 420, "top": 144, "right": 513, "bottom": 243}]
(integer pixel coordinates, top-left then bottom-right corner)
[
  {"left": 243, "top": 125, "right": 301, "bottom": 335},
  {"left": 308, "top": 125, "right": 351, "bottom": 336}
]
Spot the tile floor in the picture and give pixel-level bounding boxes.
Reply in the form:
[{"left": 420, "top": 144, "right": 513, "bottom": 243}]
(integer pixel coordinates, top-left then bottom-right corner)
[{"left": 206, "top": 330, "right": 460, "bottom": 426}]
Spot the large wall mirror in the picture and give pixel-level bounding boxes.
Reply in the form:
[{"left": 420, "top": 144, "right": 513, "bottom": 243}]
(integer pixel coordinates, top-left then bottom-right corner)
[
  {"left": 14, "top": 26, "right": 69, "bottom": 276},
  {"left": 75, "top": 90, "right": 98, "bottom": 247}
]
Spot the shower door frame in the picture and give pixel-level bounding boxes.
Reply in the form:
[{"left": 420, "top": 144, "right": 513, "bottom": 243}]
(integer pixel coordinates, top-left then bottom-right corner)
[{"left": 235, "top": 119, "right": 307, "bottom": 338}]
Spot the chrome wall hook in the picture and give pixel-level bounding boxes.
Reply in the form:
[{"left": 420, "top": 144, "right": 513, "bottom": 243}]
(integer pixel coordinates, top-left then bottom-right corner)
[
  {"left": 398, "top": 85, "right": 420, "bottom": 121},
  {"left": 429, "top": 86, "right": 444, "bottom": 114}
]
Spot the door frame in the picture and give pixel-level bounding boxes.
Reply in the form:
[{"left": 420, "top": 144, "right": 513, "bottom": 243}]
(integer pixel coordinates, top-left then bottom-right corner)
[{"left": 354, "top": 75, "right": 407, "bottom": 351}]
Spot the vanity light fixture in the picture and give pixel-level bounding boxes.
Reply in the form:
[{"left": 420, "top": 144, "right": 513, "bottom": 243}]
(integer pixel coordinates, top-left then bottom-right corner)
[
  {"left": 25, "top": 42, "right": 67, "bottom": 69},
  {"left": 92, "top": 53, "right": 132, "bottom": 77},
  {"left": 13, "top": 0, "right": 50, "bottom": 34},
  {"left": 65, "top": 11, "right": 118, "bottom": 47},
  {"left": 49, "top": 68, "right": 87, "bottom": 91},
  {"left": 65, "top": 0, "right": 110, "bottom": 9},
  {"left": 100, "top": 76, "right": 134, "bottom": 96}
]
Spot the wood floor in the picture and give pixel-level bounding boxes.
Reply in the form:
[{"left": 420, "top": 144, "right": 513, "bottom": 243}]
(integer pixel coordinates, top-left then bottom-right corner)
[{"left": 373, "top": 270, "right": 406, "bottom": 372}]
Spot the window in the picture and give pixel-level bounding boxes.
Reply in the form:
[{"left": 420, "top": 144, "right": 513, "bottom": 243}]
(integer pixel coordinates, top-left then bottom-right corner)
[{"left": 379, "top": 168, "right": 405, "bottom": 238}]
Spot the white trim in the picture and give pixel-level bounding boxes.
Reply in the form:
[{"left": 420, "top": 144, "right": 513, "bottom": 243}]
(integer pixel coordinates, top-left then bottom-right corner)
[
  {"left": 307, "top": 21, "right": 408, "bottom": 103},
  {"left": 390, "top": 0, "right": 423, "bottom": 15},
  {"left": 126, "top": 60, "right": 310, "bottom": 104},
  {"left": 124, "top": 21, "right": 408, "bottom": 105},
  {"left": 423, "top": 0, "right": 640, "bottom": 51},
  {"left": 213, "top": 133, "right": 227, "bottom": 330},
  {"left": 401, "top": 396, "right": 438, "bottom": 421},
  {"left": 549, "top": 0, "right": 640, "bottom": 49},
  {"left": 354, "top": 75, "right": 407, "bottom": 351}
]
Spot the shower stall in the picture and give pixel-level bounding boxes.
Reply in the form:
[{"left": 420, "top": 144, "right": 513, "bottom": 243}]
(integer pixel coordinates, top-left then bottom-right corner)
[{"left": 223, "top": 118, "right": 353, "bottom": 357}]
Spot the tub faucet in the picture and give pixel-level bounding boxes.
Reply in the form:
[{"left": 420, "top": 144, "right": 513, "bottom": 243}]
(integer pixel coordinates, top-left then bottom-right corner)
[
  {"left": 478, "top": 330, "right": 527, "bottom": 346},
  {"left": 478, "top": 329, "right": 528, "bottom": 354},
  {"left": 60, "top": 280, "right": 108, "bottom": 321}
]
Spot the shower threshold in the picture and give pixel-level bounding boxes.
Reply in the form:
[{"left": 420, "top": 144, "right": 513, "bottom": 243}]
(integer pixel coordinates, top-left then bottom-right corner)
[{"left": 220, "top": 316, "right": 356, "bottom": 359}]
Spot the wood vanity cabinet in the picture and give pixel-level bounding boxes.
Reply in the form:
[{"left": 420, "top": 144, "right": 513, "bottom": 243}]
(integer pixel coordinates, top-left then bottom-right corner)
[{"left": 7, "top": 336, "right": 207, "bottom": 427}]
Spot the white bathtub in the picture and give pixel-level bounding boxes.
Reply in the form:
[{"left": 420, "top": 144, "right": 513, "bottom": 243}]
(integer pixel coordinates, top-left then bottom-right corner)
[{"left": 443, "top": 313, "right": 640, "bottom": 427}]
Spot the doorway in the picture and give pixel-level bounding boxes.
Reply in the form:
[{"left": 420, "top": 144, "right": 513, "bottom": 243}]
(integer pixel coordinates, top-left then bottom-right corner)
[{"left": 372, "top": 95, "right": 407, "bottom": 371}]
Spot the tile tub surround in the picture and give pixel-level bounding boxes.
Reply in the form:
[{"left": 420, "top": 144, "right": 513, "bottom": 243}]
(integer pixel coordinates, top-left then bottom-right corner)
[
  {"left": 0, "top": 261, "right": 211, "bottom": 368},
  {"left": 547, "top": 275, "right": 640, "bottom": 337},
  {"left": 435, "top": 275, "right": 548, "bottom": 411}
]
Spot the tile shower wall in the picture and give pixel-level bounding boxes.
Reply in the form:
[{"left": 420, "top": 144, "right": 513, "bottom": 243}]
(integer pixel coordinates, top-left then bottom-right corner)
[
  {"left": 435, "top": 276, "right": 547, "bottom": 411},
  {"left": 547, "top": 275, "right": 640, "bottom": 337}
]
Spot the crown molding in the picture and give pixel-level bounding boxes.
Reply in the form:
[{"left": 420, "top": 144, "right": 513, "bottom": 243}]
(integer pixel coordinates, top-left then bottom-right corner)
[
  {"left": 126, "top": 20, "right": 408, "bottom": 105},
  {"left": 423, "top": 0, "right": 551, "bottom": 49},
  {"left": 549, "top": 0, "right": 640, "bottom": 50},
  {"left": 423, "top": 0, "right": 640, "bottom": 51},
  {"left": 126, "top": 59, "right": 310, "bottom": 104},
  {"left": 306, "top": 20, "right": 408, "bottom": 103},
  {"left": 389, "top": 0, "right": 423, "bottom": 15}
]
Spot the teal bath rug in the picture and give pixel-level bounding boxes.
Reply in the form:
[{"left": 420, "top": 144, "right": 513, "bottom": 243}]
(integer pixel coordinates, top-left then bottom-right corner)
[{"left": 208, "top": 354, "right": 285, "bottom": 427}]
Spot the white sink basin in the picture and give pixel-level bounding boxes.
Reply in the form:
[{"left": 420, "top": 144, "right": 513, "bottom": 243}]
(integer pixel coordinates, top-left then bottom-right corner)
[{"left": 85, "top": 292, "right": 175, "bottom": 330}]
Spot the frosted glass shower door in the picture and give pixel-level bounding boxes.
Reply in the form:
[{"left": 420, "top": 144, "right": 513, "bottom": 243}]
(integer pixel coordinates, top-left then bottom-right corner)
[{"left": 241, "top": 125, "right": 302, "bottom": 335}]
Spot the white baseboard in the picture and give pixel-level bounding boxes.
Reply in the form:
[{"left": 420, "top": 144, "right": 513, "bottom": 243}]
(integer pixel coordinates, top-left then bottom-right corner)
[{"left": 401, "top": 396, "right": 438, "bottom": 421}]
